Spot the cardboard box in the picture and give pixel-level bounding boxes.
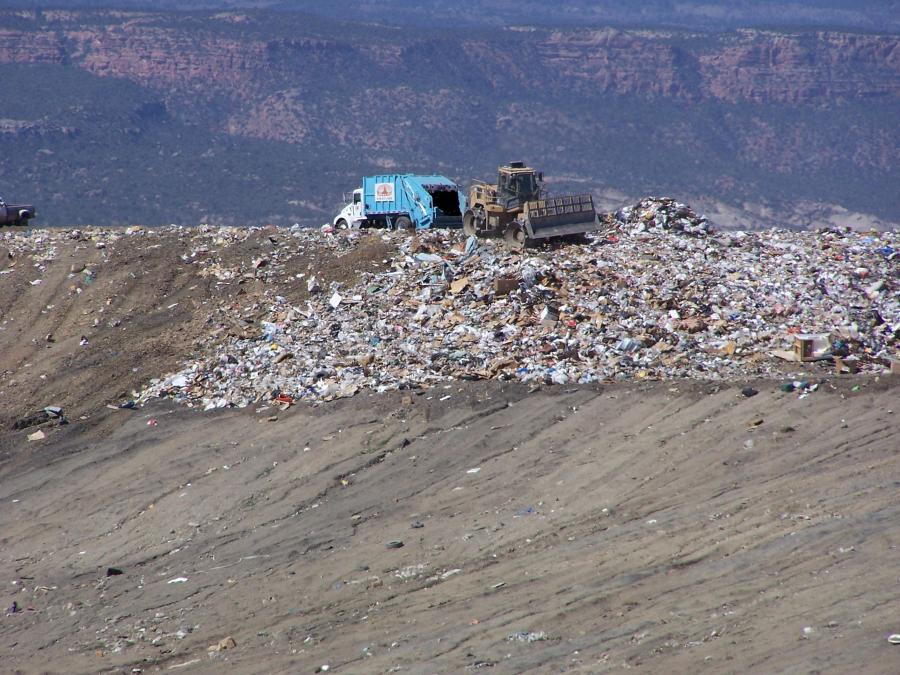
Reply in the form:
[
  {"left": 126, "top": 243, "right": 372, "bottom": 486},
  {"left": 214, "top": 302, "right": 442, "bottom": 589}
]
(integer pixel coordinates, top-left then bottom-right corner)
[
  {"left": 494, "top": 276, "right": 519, "bottom": 296},
  {"left": 794, "top": 333, "right": 832, "bottom": 362},
  {"left": 834, "top": 356, "right": 859, "bottom": 375}
]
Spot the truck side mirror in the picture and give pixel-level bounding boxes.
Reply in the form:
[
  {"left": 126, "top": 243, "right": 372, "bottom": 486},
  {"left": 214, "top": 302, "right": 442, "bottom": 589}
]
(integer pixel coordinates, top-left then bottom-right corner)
[{"left": 538, "top": 172, "right": 543, "bottom": 182}]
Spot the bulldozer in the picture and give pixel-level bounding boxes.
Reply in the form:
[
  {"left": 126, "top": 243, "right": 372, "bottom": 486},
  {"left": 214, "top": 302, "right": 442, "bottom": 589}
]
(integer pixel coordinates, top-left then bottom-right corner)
[{"left": 462, "top": 161, "right": 600, "bottom": 250}]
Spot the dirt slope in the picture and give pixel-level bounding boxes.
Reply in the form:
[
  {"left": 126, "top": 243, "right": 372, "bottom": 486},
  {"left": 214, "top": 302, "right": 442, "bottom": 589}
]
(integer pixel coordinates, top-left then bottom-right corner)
[
  {"left": 1, "top": 226, "right": 898, "bottom": 673},
  {"left": 0, "top": 227, "right": 393, "bottom": 435},
  {"left": 1, "top": 377, "right": 898, "bottom": 674}
]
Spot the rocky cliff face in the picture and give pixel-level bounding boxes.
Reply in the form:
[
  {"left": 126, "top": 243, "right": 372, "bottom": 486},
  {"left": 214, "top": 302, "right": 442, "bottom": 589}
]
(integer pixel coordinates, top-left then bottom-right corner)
[
  {"left": 498, "top": 29, "right": 900, "bottom": 104},
  {"left": 0, "top": 28, "right": 67, "bottom": 65},
  {"left": 4, "top": 14, "right": 897, "bottom": 114},
  {"left": 697, "top": 31, "right": 900, "bottom": 103}
]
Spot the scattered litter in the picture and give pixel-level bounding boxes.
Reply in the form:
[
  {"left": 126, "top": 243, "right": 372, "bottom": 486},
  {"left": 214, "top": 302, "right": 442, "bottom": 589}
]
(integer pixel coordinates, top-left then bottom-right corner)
[
  {"left": 508, "top": 631, "right": 549, "bottom": 643},
  {"left": 208, "top": 636, "right": 236, "bottom": 652},
  {"left": 394, "top": 564, "right": 428, "bottom": 579},
  {"left": 167, "top": 659, "right": 201, "bottom": 671},
  {"left": 170, "top": 375, "right": 189, "bottom": 388},
  {"left": 166, "top": 577, "right": 188, "bottom": 584},
  {"left": 794, "top": 333, "right": 833, "bottom": 362},
  {"left": 386, "top": 540, "right": 404, "bottom": 549},
  {"left": 4, "top": 218, "right": 881, "bottom": 412},
  {"left": 613, "top": 197, "right": 709, "bottom": 236},
  {"left": 14, "top": 406, "right": 67, "bottom": 430}
]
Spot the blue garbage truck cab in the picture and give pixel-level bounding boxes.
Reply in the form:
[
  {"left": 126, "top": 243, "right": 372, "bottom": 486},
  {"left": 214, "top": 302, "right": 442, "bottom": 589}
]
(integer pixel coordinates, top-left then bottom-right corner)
[{"left": 333, "top": 174, "right": 466, "bottom": 230}]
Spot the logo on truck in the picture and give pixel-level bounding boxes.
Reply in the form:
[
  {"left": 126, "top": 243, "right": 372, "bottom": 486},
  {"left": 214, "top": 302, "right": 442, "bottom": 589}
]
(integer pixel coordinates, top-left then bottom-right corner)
[{"left": 375, "top": 182, "right": 395, "bottom": 202}]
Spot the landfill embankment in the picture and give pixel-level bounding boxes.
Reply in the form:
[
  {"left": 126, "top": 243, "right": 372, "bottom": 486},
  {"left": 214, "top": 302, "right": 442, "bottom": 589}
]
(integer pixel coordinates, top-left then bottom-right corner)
[
  {"left": 0, "top": 205, "right": 898, "bottom": 672},
  {"left": 2, "top": 200, "right": 895, "bottom": 433},
  {"left": 1, "top": 379, "right": 898, "bottom": 673},
  {"left": 0, "top": 224, "right": 394, "bottom": 436}
]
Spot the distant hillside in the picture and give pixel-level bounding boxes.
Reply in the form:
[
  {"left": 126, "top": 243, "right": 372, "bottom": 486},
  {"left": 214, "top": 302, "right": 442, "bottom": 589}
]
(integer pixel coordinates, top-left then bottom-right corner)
[
  {"left": 0, "top": 9, "right": 898, "bottom": 227},
  {"left": 4, "top": 1, "right": 900, "bottom": 31},
  {"left": 270, "top": 0, "right": 900, "bottom": 32}
]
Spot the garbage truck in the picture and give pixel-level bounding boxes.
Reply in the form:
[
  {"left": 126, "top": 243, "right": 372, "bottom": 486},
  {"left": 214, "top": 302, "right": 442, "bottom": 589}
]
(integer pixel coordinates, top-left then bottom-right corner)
[{"left": 333, "top": 174, "right": 465, "bottom": 231}]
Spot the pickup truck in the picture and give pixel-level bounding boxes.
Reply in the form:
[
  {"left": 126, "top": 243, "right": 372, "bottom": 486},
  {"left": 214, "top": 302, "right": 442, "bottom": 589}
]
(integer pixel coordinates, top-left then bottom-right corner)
[{"left": 0, "top": 197, "right": 35, "bottom": 226}]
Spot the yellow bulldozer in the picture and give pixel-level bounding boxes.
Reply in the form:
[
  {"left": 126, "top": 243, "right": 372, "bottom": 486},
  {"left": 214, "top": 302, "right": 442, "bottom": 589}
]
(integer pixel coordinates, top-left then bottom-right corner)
[{"left": 462, "top": 161, "right": 600, "bottom": 250}]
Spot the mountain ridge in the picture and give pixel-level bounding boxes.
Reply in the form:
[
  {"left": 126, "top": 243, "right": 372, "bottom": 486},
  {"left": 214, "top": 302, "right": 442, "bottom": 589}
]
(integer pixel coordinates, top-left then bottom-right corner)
[
  {"left": 1, "top": 9, "right": 897, "bottom": 228},
  {"left": 4, "top": 1, "right": 900, "bottom": 31}
]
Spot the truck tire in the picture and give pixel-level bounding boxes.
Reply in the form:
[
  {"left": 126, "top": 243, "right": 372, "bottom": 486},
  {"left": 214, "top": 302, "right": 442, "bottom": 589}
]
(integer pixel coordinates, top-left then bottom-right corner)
[
  {"left": 394, "top": 215, "right": 414, "bottom": 232},
  {"left": 336, "top": 219, "right": 349, "bottom": 229}
]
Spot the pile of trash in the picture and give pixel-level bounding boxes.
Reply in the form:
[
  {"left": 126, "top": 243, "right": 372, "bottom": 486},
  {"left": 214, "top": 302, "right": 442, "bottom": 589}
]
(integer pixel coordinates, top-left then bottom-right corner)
[
  {"left": 612, "top": 197, "right": 710, "bottom": 236},
  {"left": 136, "top": 213, "right": 899, "bottom": 410}
]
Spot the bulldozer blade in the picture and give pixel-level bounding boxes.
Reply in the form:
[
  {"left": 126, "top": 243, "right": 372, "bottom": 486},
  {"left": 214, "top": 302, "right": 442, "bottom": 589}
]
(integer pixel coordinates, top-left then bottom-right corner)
[{"left": 523, "top": 194, "right": 600, "bottom": 239}]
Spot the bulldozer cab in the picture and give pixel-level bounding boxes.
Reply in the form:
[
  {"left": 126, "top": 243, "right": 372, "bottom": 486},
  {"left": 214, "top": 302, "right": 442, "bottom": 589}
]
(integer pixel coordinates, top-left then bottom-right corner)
[{"left": 497, "top": 162, "right": 542, "bottom": 208}]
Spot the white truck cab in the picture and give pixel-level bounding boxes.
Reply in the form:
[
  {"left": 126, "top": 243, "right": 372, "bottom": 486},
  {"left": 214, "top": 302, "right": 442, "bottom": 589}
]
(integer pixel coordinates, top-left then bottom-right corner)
[{"left": 333, "top": 189, "right": 366, "bottom": 229}]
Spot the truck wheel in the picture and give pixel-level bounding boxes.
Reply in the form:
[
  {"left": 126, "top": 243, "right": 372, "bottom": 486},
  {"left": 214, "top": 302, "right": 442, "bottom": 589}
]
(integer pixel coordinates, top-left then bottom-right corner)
[
  {"left": 336, "top": 219, "right": 349, "bottom": 229},
  {"left": 394, "top": 215, "right": 414, "bottom": 232}
]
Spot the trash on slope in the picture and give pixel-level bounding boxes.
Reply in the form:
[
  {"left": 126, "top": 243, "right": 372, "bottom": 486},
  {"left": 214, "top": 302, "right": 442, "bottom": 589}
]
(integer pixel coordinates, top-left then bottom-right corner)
[
  {"left": 130, "top": 212, "right": 896, "bottom": 409},
  {"left": 6, "top": 205, "right": 893, "bottom": 412}
]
